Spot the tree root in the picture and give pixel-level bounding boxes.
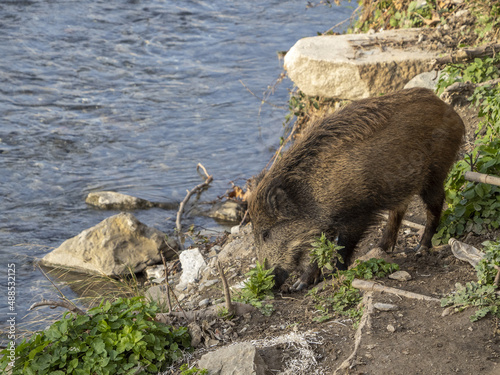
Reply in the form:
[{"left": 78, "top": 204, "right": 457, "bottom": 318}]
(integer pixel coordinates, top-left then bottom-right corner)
[{"left": 333, "top": 291, "right": 374, "bottom": 374}]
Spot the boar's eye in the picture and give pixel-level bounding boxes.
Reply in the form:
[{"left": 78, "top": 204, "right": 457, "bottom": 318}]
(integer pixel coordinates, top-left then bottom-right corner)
[{"left": 262, "top": 230, "right": 270, "bottom": 242}]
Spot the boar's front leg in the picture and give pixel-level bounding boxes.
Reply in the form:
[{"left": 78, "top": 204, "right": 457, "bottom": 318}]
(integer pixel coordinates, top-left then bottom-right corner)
[{"left": 291, "top": 262, "right": 321, "bottom": 291}]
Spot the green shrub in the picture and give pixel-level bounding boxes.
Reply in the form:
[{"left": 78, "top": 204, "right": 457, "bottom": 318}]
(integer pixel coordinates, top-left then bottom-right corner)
[{"left": 0, "top": 297, "right": 191, "bottom": 375}]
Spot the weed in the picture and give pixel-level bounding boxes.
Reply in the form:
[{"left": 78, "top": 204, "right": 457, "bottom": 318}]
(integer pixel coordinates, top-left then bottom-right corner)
[
  {"left": 310, "top": 233, "right": 344, "bottom": 274},
  {"left": 0, "top": 297, "right": 191, "bottom": 374},
  {"left": 179, "top": 363, "right": 208, "bottom": 375},
  {"left": 441, "top": 281, "right": 500, "bottom": 321},
  {"left": 307, "top": 258, "right": 399, "bottom": 325},
  {"left": 476, "top": 240, "right": 500, "bottom": 285},
  {"left": 233, "top": 261, "right": 275, "bottom": 316}
]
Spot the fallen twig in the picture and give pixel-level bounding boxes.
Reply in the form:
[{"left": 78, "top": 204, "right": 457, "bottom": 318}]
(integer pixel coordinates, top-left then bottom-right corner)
[
  {"left": 29, "top": 299, "right": 86, "bottom": 315},
  {"left": 334, "top": 291, "right": 374, "bottom": 374},
  {"left": 351, "top": 279, "right": 440, "bottom": 302},
  {"left": 176, "top": 163, "right": 213, "bottom": 248}
]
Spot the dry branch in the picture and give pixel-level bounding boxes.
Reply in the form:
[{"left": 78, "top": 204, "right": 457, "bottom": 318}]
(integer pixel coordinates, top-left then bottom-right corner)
[
  {"left": 432, "top": 43, "right": 500, "bottom": 68},
  {"left": 29, "top": 299, "right": 86, "bottom": 315},
  {"left": 465, "top": 171, "right": 500, "bottom": 187},
  {"left": 334, "top": 291, "right": 374, "bottom": 374},
  {"left": 351, "top": 279, "right": 440, "bottom": 302},
  {"left": 176, "top": 163, "right": 213, "bottom": 248}
]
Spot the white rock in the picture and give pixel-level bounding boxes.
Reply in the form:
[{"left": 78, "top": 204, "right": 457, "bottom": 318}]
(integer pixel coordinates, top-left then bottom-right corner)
[
  {"left": 404, "top": 71, "right": 440, "bottom": 90},
  {"left": 284, "top": 29, "right": 439, "bottom": 99},
  {"left": 145, "top": 265, "right": 166, "bottom": 280},
  {"left": 176, "top": 248, "right": 207, "bottom": 290},
  {"left": 374, "top": 303, "right": 399, "bottom": 311}
]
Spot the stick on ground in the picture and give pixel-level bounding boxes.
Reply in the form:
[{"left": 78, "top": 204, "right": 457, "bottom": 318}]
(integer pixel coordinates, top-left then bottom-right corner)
[{"left": 351, "top": 279, "right": 440, "bottom": 302}]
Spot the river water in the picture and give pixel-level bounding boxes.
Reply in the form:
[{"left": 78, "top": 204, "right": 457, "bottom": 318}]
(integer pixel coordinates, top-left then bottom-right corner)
[{"left": 0, "top": 0, "right": 352, "bottom": 334}]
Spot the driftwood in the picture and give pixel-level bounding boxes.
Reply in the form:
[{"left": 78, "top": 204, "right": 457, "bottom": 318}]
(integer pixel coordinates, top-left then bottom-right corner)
[
  {"left": 175, "top": 163, "right": 213, "bottom": 248},
  {"left": 29, "top": 299, "right": 86, "bottom": 315},
  {"left": 432, "top": 43, "right": 500, "bottom": 69},
  {"left": 351, "top": 279, "right": 440, "bottom": 302},
  {"left": 465, "top": 171, "right": 500, "bottom": 187},
  {"left": 333, "top": 291, "right": 374, "bottom": 374}
]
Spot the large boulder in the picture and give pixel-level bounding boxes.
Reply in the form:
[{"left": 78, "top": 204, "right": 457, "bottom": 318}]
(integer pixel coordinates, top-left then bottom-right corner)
[
  {"left": 41, "top": 213, "right": 178, "bottom": 276},
  {"left": 284, "top": 28, "right": 439, "bottom": 99}
]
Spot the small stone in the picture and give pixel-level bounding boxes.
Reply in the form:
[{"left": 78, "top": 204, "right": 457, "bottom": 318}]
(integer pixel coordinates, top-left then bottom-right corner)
[
  {"left": 199, "top": 298, "right": 211, "bottom": 308},
  {"left": 387, "top": 324, "right": 396, "bottom": 333},
  {"left": 389, "top": 270, "right": 412, "bottom": 281},
  {"left": 374, "top": 303, "right": 399, "bottom": 311},
  {"left": 231, "top": 225, "right": 241, "bottom": 235}
]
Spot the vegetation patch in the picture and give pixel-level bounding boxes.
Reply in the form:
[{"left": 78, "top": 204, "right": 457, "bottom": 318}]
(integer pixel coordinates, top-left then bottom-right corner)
[
  {"left": 0, "top": 297, "right": 191, "bottom": 375},
  {"left": 307, "top": 258, "right": 399, "bottom": 325},
  {"left": 442, "top": 240, "right": 500, "bottom": 321}
]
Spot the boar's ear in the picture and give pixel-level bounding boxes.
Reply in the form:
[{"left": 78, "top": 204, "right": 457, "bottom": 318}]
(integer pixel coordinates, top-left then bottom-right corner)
[{"left": 265, "top": 179, "right": 290, "bottom": 216}]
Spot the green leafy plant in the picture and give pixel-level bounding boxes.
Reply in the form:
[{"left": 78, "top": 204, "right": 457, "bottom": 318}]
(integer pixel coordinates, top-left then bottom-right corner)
[
  {"left": 234, "top": 261, "right": 275, "bottom": 316},
  {"left": 434, "top": 129, "right": 500, "bottom": 245},
  {"left": 441, "top": 281, "right": 500, "bottom": 321},
  {"left": 0, "top": 297, "right": 191, "bottom": 375},
  {"left": 179, "top": 363, "right": 208, "bottom": 375},
  {"left": 476, "top": 240, "right": 500, "bottom": 285},
  {"left": 442, "top": 239, "right": 500, "bottom": 321},
  {"left": 308, "top": 258, "right": 399, "bottom": 325},
  {"left": 310, "top": 233, "right": 344, "bottom": 273},
  {"left": 433, "top": 55, "right": 500, "bottom": 245}
]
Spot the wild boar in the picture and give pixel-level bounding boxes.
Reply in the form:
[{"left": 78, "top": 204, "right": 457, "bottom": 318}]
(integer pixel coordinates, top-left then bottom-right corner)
[{"left": 248, "top": 87, "right": 465, "bottom": 290}]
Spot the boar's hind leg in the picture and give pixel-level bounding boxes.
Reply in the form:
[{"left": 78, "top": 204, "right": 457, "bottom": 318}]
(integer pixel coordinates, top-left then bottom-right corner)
[
  {"left": 378, "top": 204, "right": 408, "bottom": 252},
  {"left": 416, "top": 180, "right": 446, "bottom": 251}
]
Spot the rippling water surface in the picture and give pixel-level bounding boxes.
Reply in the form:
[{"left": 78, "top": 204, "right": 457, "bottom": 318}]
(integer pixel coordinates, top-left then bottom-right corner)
[{"left": 0, "top": 0, "right": 351, "bottom": 332}]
